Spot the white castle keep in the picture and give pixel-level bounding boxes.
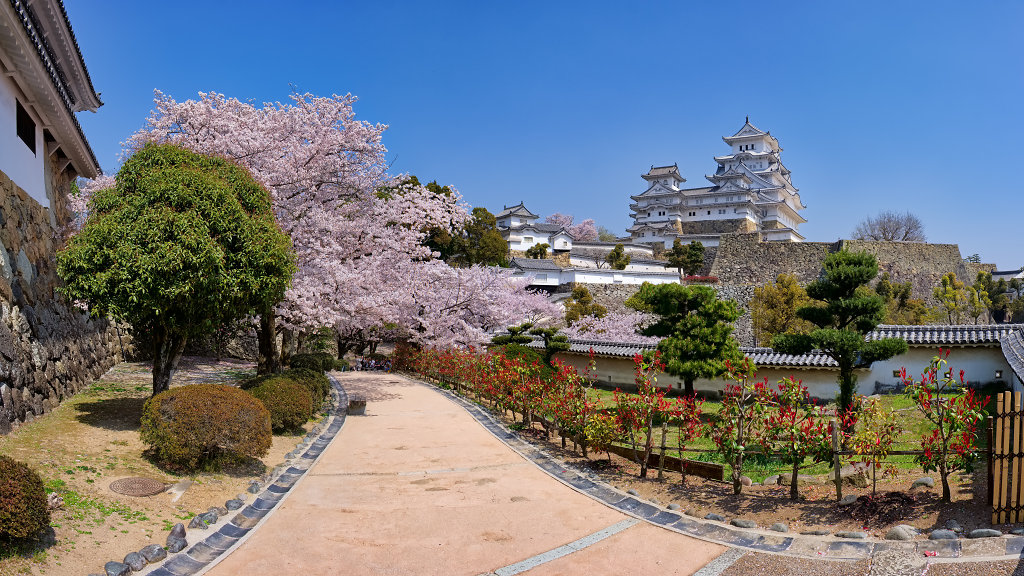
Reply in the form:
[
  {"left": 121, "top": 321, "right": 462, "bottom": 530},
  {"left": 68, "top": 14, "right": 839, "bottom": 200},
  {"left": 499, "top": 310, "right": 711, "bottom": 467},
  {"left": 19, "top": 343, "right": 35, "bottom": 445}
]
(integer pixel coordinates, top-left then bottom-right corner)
[{"left": 628, "top": 119, "right": 806, "bottom": 247}]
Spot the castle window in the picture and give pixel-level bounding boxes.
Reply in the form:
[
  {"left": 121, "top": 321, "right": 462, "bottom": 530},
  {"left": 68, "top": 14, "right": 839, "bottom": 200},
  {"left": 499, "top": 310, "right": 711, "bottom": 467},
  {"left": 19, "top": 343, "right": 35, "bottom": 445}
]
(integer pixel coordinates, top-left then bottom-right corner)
[
  {"left": 16, "top": 100, "right": 36, "bottom": 154},
  {"left": 707, "top": 210, "right": 711, "bottom": 215}
]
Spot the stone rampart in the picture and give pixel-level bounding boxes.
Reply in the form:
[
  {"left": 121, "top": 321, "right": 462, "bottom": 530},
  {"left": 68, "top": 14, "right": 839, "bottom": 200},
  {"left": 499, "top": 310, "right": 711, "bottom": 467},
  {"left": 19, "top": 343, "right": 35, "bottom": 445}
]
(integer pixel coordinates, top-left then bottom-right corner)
[{"left": 0, "top": 169, "right": 129, "bottom": 434}]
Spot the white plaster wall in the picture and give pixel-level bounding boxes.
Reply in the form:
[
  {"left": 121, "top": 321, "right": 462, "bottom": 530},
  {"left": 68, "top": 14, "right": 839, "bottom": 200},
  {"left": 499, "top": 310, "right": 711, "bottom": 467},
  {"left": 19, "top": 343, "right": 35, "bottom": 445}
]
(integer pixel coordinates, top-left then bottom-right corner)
[
  {"left": 507, "top": 231, "right": 551, "bottom": 251},
  {"left": 0, "top": 75, "right": 45, "bottom": 207},
  {"left": 867, "top": 346, "right": 1014, "bottom": 391},
  {"left": 561, "top": 269, "right": 678, "bottom": 285}
]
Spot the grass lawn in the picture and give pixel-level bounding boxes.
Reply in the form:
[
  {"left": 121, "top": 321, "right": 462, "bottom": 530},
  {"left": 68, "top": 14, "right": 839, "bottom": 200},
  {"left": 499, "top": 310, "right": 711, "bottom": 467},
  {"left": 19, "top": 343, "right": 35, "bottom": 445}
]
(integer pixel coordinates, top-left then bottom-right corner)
[{"left": 586, "top": 385, "right": 993, "bottom": 483}]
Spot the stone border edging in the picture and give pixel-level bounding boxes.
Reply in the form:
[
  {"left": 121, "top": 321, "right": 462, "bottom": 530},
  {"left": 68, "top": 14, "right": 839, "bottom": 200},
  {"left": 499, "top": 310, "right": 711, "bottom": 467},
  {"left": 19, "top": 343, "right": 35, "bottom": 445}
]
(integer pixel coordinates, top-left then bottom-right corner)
[
  {"left": 422, "top": 378, "right": 1024, "bottom": 564},
  {"left": 104, "top": 374, "right": 350, "bottom": 576}
]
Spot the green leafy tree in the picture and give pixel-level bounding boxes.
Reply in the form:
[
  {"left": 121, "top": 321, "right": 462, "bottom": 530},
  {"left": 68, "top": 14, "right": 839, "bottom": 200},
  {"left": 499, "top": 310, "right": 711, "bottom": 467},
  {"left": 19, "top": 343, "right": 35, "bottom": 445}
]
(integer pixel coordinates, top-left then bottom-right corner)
[
  {"left": 58, "top": 144, "right": 295, "bottom": 394},
  {"left": 564, "top": 286, "right": 607, "bottom": 324},
  {"left": 875, "top": 272, "right": 939, "bottom": 325},
  {"left": 525, "top": 243, "right": 550, "bottom": 259},
  {"left": 665, "top": 239, "right": 705, "bottom": 276},
  {"left": 969, "top": 273, "right": 992, "bottom": 323},
  {"left": 975, "top": 271, "right": 1011, "bottom": 322},
  {"left": 528, "top": 326, "right": 570, "bottom": 368},
  {"left": 750, "top": 273, "right": 814, "bottom": 345},
  {"left": 933, "top": 272, "right": 970, "bottom": 323},
  {"left": 491, "top": 322, "right": 534, "bottom": 346},
  {"left": 606, "top": 243, "right": 631, "bottom": 270},
  {"left": 627, "top": 283, "right": 743, "bottom": 396},
  {"left": 847, "top": 397, "right": 901, "bottom": 496},
  {"left": 596, "top": 226, "right": 618, "bottom": 242},
  {"left": 771, "top": 251, "right": 907, "bottom": 418}
]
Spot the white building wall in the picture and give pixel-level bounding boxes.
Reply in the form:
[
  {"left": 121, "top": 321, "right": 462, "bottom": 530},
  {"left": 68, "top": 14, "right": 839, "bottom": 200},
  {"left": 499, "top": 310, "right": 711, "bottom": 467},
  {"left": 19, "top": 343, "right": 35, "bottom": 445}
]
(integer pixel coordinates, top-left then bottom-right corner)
[
  {"left": 560, "top": 268, "right": 678, "bottom": 285},
  {"left": 0, "top": 75, "right": 46, "bottom": 206},
  {"left": 869, "top": 346, "right": 1015, "bottom": 392}
]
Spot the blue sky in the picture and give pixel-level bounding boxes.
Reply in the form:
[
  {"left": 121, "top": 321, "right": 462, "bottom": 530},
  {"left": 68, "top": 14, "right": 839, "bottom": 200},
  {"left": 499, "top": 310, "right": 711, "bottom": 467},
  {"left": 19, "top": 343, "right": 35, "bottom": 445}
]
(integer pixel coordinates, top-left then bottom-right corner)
[{"left": 67, "top": 1, "right": 1022, "bottom": 269}]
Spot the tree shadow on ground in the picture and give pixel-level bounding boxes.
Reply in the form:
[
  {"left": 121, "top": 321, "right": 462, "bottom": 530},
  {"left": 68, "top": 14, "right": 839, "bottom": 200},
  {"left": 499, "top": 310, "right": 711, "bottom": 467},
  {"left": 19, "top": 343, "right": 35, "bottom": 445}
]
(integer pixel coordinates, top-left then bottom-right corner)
[
  {"left": 336, "top": 372, "right": 416, "bottom": 402},
  {"left": 73, "top": 397, "right": 146, "bottom": 431},
  {"left": 141, "top": 448, "right": 270, "bottom": 480},
  {"left": 0, "top": 527, "right": 58, "bottom": 565}
]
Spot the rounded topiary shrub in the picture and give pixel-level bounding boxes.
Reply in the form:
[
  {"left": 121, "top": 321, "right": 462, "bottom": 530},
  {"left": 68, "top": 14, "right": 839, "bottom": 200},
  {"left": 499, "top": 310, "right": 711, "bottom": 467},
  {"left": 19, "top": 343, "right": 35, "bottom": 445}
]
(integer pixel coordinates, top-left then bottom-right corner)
[
  {"left": 246, "top": 378, "right": 313, "bottom": 433},
  {"left": 140, "top": 384, "right": 272, "bottom": 470},
  {"left": 289, "top": 352, "right": 334, "bottom": 372},
  {"left": 0, "top": 456, "right": 50, "bottom": 541},
  {"left": 285, "top": 368, "right": 330, "bottom": 408}
]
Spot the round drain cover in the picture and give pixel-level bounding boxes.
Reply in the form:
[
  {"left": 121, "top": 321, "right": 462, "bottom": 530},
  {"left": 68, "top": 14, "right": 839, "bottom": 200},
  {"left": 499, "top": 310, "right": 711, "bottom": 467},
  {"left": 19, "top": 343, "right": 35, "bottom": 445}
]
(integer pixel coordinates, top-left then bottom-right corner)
[{"left": 109, "top": 477, "right": 167, "bottom": 497}]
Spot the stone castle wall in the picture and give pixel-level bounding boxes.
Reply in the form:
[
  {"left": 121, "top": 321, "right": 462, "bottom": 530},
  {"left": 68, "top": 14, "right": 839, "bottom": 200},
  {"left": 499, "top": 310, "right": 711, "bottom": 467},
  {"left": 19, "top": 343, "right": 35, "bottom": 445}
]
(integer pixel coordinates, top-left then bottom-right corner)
[
  {"left": 573, "top": 233, "right": 986, "bottom": 347},
  {"left": 0, "top": 169, "right": 130, "bottom": 435},
  {"left": 677, "top": 218, "right": 755, "bottom": 236}
]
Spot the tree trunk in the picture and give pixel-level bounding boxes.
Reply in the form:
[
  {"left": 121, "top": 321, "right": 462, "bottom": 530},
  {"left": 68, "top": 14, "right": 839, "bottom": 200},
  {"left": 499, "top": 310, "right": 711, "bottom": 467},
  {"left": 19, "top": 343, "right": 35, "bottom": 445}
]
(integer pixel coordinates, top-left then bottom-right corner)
[
  {"left": 280, "top": 328, "right": 296, "bottom": 367},
  {"left": 336, "top": 332, "right": 347, "bottom": 360},
  {"left": 152, "top": 329, "right": 187, "bottom": 396},
  {"left": 684, "top": 378, "right": 695, "bottom": 397},
  {"left": 790, "top": 460, "right": 800, "bottom": 500},
  {"left": 257, "top": 308, "right": 280, "bottom": 375},
  {"left": 940, "top": 462, "right": 951, "bottom": 503}
]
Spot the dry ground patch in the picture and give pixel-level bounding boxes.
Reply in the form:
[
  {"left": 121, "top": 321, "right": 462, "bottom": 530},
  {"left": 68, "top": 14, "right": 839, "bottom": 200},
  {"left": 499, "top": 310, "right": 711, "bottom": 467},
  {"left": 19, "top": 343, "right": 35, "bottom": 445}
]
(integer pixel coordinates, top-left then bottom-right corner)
[{"left": 0, "top": 356, "right": 310, "bottom": 576}]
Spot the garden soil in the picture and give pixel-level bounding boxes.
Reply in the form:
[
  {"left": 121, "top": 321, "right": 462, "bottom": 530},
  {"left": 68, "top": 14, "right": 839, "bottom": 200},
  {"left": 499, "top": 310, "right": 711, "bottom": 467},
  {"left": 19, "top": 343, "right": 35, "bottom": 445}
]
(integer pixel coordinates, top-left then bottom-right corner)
[{"left": 0, "top": 357, "right": 309, "bottom": 576}]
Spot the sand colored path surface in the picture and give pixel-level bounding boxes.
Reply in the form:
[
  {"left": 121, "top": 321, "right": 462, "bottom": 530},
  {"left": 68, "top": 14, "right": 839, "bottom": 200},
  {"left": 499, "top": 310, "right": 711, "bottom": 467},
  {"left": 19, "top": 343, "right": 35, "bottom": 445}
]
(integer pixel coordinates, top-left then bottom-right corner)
[{"left": 204, "top": 373, "right": 725, "bottom": 576}]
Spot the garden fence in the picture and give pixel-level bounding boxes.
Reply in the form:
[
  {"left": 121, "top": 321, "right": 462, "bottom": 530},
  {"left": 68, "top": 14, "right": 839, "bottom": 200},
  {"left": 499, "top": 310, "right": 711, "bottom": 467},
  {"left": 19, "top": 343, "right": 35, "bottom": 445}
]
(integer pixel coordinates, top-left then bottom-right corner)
[{"left": 991, "top": 391, "right": 1024, "bottom": 524}]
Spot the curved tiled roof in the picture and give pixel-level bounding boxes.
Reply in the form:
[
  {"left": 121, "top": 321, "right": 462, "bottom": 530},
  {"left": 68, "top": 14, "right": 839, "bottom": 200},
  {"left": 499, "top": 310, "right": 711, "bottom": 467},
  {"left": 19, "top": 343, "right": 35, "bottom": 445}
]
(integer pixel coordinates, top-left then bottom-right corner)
[
  {"left": 1001, "top": 329, "right": 1024, "bottom": 382},
  {"left": 509, "top": 257, "right": 561, "bottom": 271},
  {"left": 741, "top": 347, "right": 838, "bottom": 368},
  {"left": 866, "top": 324, "right": 1024, "bottom": 345}
]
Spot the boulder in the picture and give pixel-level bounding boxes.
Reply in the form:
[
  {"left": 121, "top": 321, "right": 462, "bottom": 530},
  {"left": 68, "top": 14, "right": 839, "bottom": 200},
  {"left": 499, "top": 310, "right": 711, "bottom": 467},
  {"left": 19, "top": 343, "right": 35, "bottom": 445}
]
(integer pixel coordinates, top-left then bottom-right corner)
[
  {"left": 225, "top": 499, "right": 245, "bottom": 511},
  {"left": 198, "top": 511, "right": 218, "bottom": 525},
  {"left": 730, "top": 519, "right": 757, "bottom": 529},
  {"left": 885, "top": 526, "right": 916, "bottom": 541},
  {"left": 929, "top": 529, "right": 958, "bottom": 540},
  {"left": 188, "top": 516, "right": 208, "bottom": 530},
  {"left": 762, "top": 475, "right": 780, "bottom": 486},
  {"left": 704, "top": 513, "right": 725, "bottom": 522},
  {"left": 103, "top": 562, "right": 131, "bottom": 576},
  {"left": 838, "top": 495, "right": 858, "bottom": 507},
  {"left": 123, "top": 552, "right": 146, "bottom": 571},
  {"left": 779, "top": 473, "right": 823, "bottom": 486},
  {"left": 968, "top": 529, "right": 1003, "bottom": 539},
  {"left": 667, "top": 503, "right": 681, "bottom": 511},
  {"left": 739, "top": 476, "right": 752, "bottom": 487},
  {"left": 769, "top": 523, "right": 789, "bottom": 533},
  {"left": 911, "top": 477, "right": 935, "bottom": 490},
  {"left": 944, "top": 519, "right": 963, "bottom": 533},
  {"left": 1011, "top": 527, "right": 1024, "bottom": 536},
  {"left": 626, "top": 489, "right": 639, "bottom": 496},
  {"left": 167, "top": 523, "right": 186, "bottom": 542},
  {"left": 167, "top": 537, "right": 187, "bottom": 553},
  {"left": 800, "top": 529, "right": 830, "bottom": 536},
  {"left": 835, "top": 531, "right": 868, "bottom": 539},
  {"left": 684, "top": 508, "right": 699, "bottom": 517},
  {"left": 140, "top": 544, "right": 167, "bottom": 563}
]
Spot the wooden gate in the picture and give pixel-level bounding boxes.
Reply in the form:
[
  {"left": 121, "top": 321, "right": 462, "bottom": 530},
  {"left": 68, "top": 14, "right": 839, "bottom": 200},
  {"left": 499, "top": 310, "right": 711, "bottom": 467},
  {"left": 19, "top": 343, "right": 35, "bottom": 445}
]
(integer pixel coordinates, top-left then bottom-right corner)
[{"left": 992, "top": 391, "right": 1024, "bottom": 524}]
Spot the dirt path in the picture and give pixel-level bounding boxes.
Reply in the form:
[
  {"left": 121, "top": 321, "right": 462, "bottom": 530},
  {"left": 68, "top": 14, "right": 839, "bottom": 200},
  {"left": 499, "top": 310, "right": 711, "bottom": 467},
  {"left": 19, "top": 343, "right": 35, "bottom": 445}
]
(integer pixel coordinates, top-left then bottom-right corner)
[{"left": 204, "top": 372, "right": 726, "bottom": 575}]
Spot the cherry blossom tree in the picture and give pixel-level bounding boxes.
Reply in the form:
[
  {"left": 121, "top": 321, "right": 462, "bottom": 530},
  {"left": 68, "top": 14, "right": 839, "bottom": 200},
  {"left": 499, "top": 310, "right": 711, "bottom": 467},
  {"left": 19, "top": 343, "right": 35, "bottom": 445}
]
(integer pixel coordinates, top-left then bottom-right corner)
[
  {"left": 544, "top": 213, "right": 598, "bottom": 241},
  {"left": 562, "top": 312, "right": 658, "bottom": 344},
  {"left": 79, "top": 90, "right": 555, "bottom": 368}
]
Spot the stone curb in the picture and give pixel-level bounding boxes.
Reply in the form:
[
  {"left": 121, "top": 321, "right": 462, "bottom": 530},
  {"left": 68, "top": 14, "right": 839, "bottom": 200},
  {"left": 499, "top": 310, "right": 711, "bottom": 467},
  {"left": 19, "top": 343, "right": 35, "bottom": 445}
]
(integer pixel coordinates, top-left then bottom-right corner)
[
  {"left": 91, "top": 374, "right": 350, "bottom": 576},
  {"left": 424, "top": 379, "right": 1024, "bottom": 565}
]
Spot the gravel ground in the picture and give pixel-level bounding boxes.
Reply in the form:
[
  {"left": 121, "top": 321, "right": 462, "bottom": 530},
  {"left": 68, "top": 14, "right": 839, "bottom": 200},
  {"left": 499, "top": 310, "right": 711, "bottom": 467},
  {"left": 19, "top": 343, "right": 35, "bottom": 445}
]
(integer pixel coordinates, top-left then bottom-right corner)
[
  {"left": 716, "top": 554, "right": 1024, "bottom": 576},
  {"left": 927, "top": 560, "right": 1024, "bottom": 576},
  {"left": 719, "top": 553, "right": 870, "bottom": 576}
]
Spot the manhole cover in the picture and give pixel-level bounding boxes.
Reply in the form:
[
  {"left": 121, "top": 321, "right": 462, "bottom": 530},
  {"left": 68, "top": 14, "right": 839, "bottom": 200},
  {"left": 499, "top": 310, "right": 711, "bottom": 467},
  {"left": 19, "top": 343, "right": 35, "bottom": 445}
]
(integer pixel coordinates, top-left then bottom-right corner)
[{"left": 109, "top": 477, "right": 167, "bottom": 497}]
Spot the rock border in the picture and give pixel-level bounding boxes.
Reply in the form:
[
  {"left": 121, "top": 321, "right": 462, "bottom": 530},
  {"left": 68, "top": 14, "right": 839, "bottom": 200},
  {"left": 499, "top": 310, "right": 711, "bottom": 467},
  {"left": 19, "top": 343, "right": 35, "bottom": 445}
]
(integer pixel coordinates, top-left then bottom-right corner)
[
  {"left": 424, "top": 378, "right": 1024, "bottom": 564},
  {"left": 87, "top": 374, "right": 349, "bottom": 576}
]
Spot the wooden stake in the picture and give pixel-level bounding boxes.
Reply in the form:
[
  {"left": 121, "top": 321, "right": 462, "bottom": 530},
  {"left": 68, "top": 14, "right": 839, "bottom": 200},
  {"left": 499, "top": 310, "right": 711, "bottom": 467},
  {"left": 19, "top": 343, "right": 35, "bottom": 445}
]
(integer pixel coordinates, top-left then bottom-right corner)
[
  {"left": 832, "top": 421, "right": 842, "bottom": 502},
  {"left": 993, "top": 394, "right": 1004, "bottom": 524},
  {"left": 1014, "top": 392, "right": 1022, "bottom": 523}
]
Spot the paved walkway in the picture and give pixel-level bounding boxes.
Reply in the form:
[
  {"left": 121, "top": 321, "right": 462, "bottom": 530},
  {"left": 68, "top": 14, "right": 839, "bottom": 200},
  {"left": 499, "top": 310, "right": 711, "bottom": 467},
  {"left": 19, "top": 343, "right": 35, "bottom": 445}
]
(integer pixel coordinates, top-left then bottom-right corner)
[{"left": 203, "top": 372, "right": 726, "bottom": 575}]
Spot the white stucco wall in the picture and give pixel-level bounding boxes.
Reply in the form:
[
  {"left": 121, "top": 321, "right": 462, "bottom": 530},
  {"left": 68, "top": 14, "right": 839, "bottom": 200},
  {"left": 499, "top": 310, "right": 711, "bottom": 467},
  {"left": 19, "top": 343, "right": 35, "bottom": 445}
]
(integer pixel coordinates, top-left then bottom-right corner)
[
  {"left": 551, "top": 343, "right": 1018, "bottom": 401},
  {"left": 561, "top": 268, "right": 678, "bottom": 285},
  {"left": 0, "top": 75, "right": 46, "bottom": 207}
]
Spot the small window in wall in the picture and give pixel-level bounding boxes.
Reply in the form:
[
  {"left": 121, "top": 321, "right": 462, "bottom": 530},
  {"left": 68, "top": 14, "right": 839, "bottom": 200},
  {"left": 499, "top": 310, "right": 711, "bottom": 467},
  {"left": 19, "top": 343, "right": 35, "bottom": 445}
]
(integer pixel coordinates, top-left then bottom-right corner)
[
  {"left": 535, "top": 274, "right": 547, "bottom": 281},
  {"left": 524, "top": 236, "right": 534, "bottom": 243},
  {"left": 16, "top": 100, "right": 36, "bottom": 154}
]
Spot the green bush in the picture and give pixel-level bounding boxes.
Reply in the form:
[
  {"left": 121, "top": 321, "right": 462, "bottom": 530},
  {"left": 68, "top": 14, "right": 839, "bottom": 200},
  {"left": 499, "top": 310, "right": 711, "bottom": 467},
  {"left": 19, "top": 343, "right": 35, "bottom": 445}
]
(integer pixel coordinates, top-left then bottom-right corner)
[
  {"left": 290, "top": 352, "right": 334, "bottom": 372},
  {"left": 332, "top": 358, "right": 349, "bottom": 371},
  {"left": 140, "top": 384, "right": 272, "bottom": 470},
  {"left": 0, "top": 456, "right": 50, "bottom": 541},
  {"left": 285, "top": 368, "right": 330, "bottom": 407},
  {"left": 247, "top": 377, "right": 313, "bottom": 433}
]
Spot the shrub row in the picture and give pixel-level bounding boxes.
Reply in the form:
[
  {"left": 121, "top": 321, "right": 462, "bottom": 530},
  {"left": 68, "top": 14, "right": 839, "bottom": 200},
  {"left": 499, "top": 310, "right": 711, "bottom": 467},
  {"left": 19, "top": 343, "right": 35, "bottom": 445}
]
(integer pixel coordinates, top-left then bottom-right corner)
[{"left": 290, "top": 353, "right": 347, "bottom": 372}]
